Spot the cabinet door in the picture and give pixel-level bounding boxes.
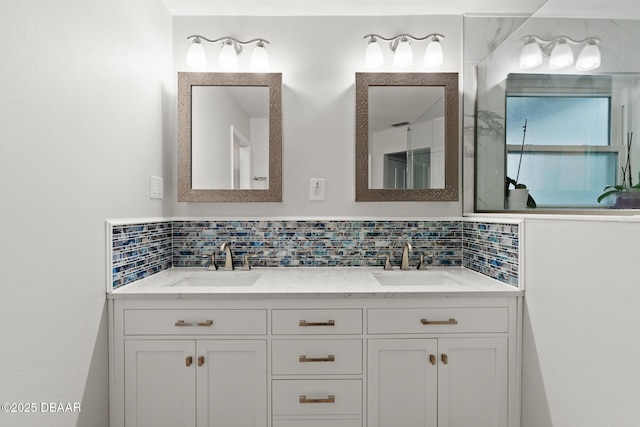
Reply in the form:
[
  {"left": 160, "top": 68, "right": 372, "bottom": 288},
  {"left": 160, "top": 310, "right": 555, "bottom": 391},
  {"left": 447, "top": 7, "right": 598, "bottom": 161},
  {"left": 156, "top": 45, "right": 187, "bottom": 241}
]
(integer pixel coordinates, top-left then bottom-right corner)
[
  {"left": 124, "top": 340, "right": 196, "bottom": 427},
  {"left": 368, "top": 339, "right": 438, "bottom": 427},
  {"left": 196, "top": 340, "right": 267, "bottom": 427},
  {"left": 438, "top": 337, "right": 508, "bottom": 427}
]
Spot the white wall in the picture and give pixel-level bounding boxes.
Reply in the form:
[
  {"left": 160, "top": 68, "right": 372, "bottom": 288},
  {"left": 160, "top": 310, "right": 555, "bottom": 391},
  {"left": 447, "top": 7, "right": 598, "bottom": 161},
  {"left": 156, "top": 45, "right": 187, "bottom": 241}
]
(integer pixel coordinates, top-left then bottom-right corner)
[
  {"left": 171, "top": 15, "right": 463, "bottom": 217},
  {"left": 522, "top": 218, "right": 640, "bottom": 426},
  {"left": 0, "top": 1, "right": 172, "bottom": 426}
]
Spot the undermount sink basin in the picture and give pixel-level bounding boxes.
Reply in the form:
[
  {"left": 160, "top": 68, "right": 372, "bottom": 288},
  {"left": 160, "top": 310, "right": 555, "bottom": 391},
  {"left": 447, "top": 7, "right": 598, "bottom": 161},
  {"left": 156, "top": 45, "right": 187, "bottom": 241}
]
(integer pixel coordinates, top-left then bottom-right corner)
[
  {"left": 169, "top": 271, "right": 262, "bottom": 287},
  {"left": 372, "top": 271, "right": 466, "bottom": 287}
]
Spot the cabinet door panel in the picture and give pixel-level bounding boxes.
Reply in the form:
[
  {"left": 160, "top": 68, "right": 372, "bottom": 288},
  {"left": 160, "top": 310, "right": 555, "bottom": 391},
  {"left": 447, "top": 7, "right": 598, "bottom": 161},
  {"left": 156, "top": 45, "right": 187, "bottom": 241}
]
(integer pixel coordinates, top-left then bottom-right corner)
[
  {"left": 438, "top": 337, "right": 508, "bottom": 427},
  {"left": 124, "top": 340, "right": 196, "bottom": 427},
  {"left": 368, "top": 339, "right": 437, "bottom": 427},
  {"left": 196, "top": 340, "right": 267, "bottom": 427}
]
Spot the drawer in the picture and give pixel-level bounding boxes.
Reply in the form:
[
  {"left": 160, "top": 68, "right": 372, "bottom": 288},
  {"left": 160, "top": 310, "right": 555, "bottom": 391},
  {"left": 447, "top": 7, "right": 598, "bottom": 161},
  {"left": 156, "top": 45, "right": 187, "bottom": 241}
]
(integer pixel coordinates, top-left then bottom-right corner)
[
  {"left": 272, "top": 309, "right": 362, "bottom": 335},
  {"left": 124, "top": 309, "right": 267, "bottom": 335},
  {"left": 367, "top": 307, "right": 508, "bottom": 334},
  {"left": 272, "top": 380, "right": 362, "bottom": 416},
  {"left": 273, "top": 420, "right": 361, "bottom": 427},
  {"left": 272, "top": 339, "right": 362, "bottom": 375}
]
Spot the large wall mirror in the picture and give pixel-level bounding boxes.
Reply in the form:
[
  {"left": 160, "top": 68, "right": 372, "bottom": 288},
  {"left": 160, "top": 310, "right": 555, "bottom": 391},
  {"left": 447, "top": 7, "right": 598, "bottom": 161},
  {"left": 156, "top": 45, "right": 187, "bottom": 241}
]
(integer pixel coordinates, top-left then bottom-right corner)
[
  {"left": 474, "top": 16, "right": 640, "bottom": 211},
  {"left": 178, "top": 72, "right": 282, "bottom": 202},
  {"left": 355, "top": 72, "right": 459, "bottom": 201}
]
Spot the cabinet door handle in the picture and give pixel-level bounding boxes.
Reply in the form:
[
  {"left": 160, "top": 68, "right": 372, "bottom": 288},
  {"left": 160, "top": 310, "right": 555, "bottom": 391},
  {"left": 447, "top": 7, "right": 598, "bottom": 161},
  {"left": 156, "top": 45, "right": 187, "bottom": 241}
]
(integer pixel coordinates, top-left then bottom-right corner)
[
  {"left": 299, "top": 320, "right": 335, "bottom": 327},
  {"left": 186, "top": 356, "right": 193, "bottom": 367},
  {"left": 441, "top": 354, "right": 449, "bottom": 365},
  {"left": 299, "top": 395, "right": 335, "bottom": 404},
  {"left": 175, "top": 320, "right": 214, "bottom": 327},
  {"left": 299, "top": 355, "right": 335, "bottom": 363},
  {"left": 197, "top": 356, "right": 205, "bottom": 367},
  {"left": 429, "top": 354, "right": 436, "bottom": 365},
  {"left": 420, "top": 318, "right": 458, "bottom": 325}
]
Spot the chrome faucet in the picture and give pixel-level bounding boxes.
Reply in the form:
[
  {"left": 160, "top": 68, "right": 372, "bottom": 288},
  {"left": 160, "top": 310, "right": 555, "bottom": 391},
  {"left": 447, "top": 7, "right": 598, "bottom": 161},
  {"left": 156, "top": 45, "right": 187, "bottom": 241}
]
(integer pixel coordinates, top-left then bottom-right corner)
[
  {"left": 220, "top": 242, "right": 235, "bottom": 271},
  {"left": 401, "top": 242, "right": 413, "bottom": 270}
]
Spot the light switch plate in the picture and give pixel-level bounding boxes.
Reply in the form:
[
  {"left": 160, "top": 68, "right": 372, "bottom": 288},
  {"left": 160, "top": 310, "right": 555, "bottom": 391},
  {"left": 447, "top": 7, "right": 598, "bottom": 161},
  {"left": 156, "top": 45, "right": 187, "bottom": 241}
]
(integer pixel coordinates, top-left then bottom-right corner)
[{"left": 150, "top": 176, "right": 163, "bottom": 199}]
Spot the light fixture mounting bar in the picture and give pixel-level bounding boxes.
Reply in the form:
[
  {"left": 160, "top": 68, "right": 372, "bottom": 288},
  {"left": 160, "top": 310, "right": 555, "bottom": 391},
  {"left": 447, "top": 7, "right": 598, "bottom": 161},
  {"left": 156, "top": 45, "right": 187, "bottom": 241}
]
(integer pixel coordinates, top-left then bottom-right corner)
[
  {"left": 187, "top": 35, "right": 270, "bottom": 46},
  {"left": 364, "top": 33, "right": 445, "bottom": 43},
  {"left": 523, "top": 35, "right": 600, "bottom": 47}
]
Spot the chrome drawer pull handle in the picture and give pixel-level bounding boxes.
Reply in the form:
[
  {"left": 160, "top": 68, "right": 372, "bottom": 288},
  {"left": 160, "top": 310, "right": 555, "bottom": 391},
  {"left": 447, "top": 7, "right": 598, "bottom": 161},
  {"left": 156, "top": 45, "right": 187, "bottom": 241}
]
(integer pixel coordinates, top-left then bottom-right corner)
[
  {"left": 299, "top": 355, "right": 335, "bottom": 363},
  {"left": 420, "top": 318, "right": 458, "bottom": 325},
  {"left": 175, "top": 320, "right": 214, "bottom": 327},
  {"left": 299, "top": 320, "right": 335, "bottom": 327},
  {"left": 299, "top": 395, "right": 335, "bottom": 404}
]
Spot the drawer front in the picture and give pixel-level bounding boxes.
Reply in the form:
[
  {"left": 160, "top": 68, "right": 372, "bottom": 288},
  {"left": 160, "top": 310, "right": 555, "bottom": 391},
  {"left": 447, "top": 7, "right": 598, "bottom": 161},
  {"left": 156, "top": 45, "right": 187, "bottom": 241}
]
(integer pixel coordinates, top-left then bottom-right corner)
[
  {"left": 272, "top": 309, "right": 362, "bottom": 335},
  {"left": 272, "top": 339, "right": 362, "bottom": 375},
  {"left": 272, "top": 380, "right": 362, "bottom": 416},
  {"left": 273, "top": 420, "right": 361, "bottom": 427},
  {"left": 367, "top": 307, "right": 508, "bottom": 334},
  {"left": 124, "top": 309, "right": 267, "bottom": 335}
]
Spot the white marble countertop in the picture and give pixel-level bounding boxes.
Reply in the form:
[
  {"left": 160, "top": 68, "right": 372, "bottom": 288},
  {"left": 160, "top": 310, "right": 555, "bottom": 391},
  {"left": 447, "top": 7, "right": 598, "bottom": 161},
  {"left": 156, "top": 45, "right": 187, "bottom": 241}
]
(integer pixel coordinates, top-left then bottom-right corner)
[{"left": 108, "top": 267, "right": 522, "bottom": 299}]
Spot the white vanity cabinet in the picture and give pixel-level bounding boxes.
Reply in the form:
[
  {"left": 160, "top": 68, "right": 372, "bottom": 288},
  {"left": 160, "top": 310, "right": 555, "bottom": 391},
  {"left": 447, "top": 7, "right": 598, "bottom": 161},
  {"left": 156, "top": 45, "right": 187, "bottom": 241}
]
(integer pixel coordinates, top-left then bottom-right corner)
[
  {"left": 367, "top": 305, "right": 513, "bottom": 427},
  {"left": 111, "top": 302, "right": 268, "bottom": 427},
  {"left": 109, "top": 290, "right": 520, "bottom": 427}
]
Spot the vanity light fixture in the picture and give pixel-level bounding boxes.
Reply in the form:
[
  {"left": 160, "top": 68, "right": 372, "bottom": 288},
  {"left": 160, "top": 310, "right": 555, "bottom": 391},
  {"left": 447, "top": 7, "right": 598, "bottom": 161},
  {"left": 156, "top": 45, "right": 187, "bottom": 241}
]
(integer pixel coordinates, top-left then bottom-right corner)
[
  {"left": 186, "top": 35, "right": 270, "bottom": 71},
  {"left": 519, "top": 37, "right": 544, "bottom": 69},
  {"left": 549, "top": 39, "right": 574, "bottom": 70},
  {"left": 518, "top": 35, "right": 601, "bottom": 71},
  {"left": 364, "top": 33, "right": 445, "bottom": 69}
]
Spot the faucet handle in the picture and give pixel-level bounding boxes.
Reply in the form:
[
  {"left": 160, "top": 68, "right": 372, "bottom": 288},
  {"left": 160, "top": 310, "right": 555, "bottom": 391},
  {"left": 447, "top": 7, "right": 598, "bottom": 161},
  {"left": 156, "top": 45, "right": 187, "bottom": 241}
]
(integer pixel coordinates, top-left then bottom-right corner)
[
  {"left": 417, "top": 253, "right": 435, "bottom": 270},
  {"left": 241, "top": 255, "right": 252, "bottom": 271},
  {"left": 384, "top": 254, "right": 394, "bottom": 270},
  {"left": 201, "top": 253, "right": 218, "bottom": 271}
]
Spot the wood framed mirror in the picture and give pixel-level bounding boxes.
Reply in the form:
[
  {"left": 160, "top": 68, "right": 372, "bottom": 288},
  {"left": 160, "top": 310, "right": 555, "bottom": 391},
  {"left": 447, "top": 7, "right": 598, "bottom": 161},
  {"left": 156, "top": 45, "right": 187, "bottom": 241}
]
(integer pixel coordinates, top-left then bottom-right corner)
[
  {"left": 178, "top": 72, "right": 282, "bottom": 202},
  {"left": 355, "top": 72, "right": 459, "bottom": 201}
]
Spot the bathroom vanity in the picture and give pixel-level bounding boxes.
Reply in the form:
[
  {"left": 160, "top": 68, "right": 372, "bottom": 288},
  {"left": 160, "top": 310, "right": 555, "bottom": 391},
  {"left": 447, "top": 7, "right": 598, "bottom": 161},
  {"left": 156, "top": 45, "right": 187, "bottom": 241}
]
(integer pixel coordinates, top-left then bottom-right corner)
[{"left": 108, "top": 267, "right": 522, "bottom": 427}]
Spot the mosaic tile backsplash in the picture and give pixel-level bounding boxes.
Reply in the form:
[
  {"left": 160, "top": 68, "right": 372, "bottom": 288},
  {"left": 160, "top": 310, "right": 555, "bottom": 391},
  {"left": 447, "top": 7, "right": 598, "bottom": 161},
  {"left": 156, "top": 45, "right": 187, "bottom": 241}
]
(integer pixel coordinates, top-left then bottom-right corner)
[
  {"left": 463, "top": 221, "right": 519, "bottom": 286},
  {"left": 111, "top": 222, "right": 173, "bottom": 289},
  {"left": 110, "top": 219, "right": 519, "bottom": 289},
  {"left": 173, "top": 220, "right": 462, "bottom": 269}
]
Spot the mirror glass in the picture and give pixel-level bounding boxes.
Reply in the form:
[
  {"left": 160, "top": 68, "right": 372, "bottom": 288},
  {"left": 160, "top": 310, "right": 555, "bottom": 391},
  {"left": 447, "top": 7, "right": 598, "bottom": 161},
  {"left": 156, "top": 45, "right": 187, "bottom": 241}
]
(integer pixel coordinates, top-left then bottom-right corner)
[
  {"left": 503, "top": 73, "right": 640, "bottom": 208},
  {"left": 474, "top": 15, "right": 640, "bottom": 211},
  {"left": 192, "top": 86, "right": 269, "bottom": 190},
  {"left": 178, "top": 73, "right": 282, "bottom": 202},
  {"left": 356, "top": 73, "right": 459, "bottom": 201},
  {"left": 368, "top": 86, "right": 446, "bottom": 190}
]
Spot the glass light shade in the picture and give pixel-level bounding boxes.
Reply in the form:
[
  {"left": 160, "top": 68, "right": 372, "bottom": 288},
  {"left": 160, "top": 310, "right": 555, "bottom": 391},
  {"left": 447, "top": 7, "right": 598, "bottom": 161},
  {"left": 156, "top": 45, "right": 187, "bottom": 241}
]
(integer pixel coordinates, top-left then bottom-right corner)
[
  {"left": 424, "top": 38, "right": 443, "bottom": 68},
  {"left": 393, "top": 39, "right": 412, "bottom": 67},
  {"left": 219, "top": 42, "right": 238, "bottom": 70},
  {"left": 549, "top": 41, "right": 574, "bottom": 70},
  {"left": 365, "top": 39, "right": 384, "bottom": 68},
  {"left": 186, "top": 40, "right": 206, "bottom": 70},
  {"left": 576, "top": 43, "right": 601, "bottom": 71},
  {"left": 519, "top": 40, "right": 543, "bottom": 69},
  {"left": 250, "top": 43, "right": 269, "bottom": 71}
]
